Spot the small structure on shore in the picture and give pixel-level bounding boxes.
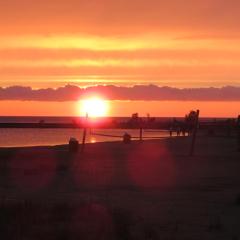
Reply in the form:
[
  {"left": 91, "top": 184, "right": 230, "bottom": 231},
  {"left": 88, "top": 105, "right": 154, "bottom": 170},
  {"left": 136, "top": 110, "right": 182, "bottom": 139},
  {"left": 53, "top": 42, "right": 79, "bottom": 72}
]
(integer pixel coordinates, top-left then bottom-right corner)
[
  {"left": 123, "top": 132, "right": 131, "bottom": 144},
  {"left": 69, "top": 137, "right": 79, "bottom": 152}
]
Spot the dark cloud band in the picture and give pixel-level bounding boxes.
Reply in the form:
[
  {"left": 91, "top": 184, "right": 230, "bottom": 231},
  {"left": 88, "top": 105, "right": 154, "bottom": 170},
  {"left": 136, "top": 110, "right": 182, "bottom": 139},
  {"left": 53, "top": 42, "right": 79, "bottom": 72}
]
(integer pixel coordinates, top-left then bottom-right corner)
[{"left": 0, "top": 85, "right": 240, "bottom": 101}]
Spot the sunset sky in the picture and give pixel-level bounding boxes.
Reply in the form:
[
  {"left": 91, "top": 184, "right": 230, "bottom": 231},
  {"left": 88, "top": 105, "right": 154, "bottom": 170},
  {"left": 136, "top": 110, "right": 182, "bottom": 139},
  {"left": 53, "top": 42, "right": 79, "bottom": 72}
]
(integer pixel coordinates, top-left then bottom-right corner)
[{"left": 0, "top": 0, "right": 240, "bottom": 117}]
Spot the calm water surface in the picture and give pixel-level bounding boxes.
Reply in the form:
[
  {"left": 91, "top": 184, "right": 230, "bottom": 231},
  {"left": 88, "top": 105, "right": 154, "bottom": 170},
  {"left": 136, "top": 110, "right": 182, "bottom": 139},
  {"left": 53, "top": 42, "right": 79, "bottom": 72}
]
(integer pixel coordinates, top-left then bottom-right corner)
[{"left": 0, "top": 128, "right": 170, "bottom": 147}]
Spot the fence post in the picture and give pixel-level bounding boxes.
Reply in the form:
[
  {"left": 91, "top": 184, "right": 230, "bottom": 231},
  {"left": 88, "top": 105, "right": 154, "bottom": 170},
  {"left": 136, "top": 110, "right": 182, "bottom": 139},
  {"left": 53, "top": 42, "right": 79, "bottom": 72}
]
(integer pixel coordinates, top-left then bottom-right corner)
[
  {"left": 190, "top": 110, "right": 200, "bottom": 156},
  {"left": 81, "top": 113, "right": 88, "bottom": 153},
  {"left": 139, "top": 127, "right": 143, "bottom": 141}
]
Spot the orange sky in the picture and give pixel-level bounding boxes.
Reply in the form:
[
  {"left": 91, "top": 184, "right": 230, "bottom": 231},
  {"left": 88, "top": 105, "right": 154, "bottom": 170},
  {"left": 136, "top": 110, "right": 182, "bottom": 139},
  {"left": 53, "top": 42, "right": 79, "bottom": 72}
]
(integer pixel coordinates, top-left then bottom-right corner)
[
  {"left": 0, "top": 0, "right": 240, "bottom": 116},
  {"left": 0, "top": 100, "right": 239, "bottom": 118}
]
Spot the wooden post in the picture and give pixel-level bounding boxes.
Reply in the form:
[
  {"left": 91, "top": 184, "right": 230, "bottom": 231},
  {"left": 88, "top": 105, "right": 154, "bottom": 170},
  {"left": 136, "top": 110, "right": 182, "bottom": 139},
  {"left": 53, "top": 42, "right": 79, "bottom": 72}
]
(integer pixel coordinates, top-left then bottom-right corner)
[
  {"left": 81, "top": 113, "right": 88, "bottom": 153},
  {"left": 139, "top": 127, "right": 143, "bottom": 141},
  {"left": 138, "top": 118, "right": 143, "bottom": 142},
  {"left": 190, "top": 109, "right": 200, "bottom": 156}
]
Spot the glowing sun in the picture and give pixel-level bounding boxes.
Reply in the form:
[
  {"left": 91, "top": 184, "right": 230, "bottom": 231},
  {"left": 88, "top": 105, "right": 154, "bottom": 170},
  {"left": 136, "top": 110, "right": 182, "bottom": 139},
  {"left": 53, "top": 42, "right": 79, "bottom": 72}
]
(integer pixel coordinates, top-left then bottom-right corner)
[{"left": 81, "top": 97, "right": 109, "bottom": 117}]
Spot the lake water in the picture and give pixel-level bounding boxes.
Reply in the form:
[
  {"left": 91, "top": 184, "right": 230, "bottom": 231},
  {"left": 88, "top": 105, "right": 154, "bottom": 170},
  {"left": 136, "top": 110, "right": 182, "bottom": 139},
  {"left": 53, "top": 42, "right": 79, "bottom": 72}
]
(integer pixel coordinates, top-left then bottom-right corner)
[
  {"left": 0, "top": 128, "right": 170, "bottom": 147},
  {"left": 0, "top": 116, "right": 225, "bottom": 147}
]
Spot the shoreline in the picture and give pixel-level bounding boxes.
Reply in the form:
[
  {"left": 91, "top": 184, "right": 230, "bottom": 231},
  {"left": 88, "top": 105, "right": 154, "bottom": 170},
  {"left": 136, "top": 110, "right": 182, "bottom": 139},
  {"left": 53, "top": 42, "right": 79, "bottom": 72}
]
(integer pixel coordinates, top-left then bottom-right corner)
[{"left": 0, "top": 134, "right": 238, "bottom": 153}]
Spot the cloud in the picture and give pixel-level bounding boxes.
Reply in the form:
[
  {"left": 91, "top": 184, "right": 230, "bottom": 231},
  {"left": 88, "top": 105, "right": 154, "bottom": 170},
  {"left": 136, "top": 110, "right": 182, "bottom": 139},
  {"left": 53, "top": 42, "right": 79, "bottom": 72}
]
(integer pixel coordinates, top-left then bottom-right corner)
[
  {"left": 0, "top": 85, "right": 240, "bottom": 101},
  {"left": 1, "top": 0, "right": 240, "bottom": 36}
]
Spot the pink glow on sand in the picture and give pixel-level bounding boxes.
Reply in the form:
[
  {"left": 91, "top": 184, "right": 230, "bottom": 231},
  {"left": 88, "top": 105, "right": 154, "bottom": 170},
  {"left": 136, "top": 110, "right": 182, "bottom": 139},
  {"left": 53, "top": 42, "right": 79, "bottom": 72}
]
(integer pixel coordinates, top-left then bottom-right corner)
[
  {"left": 72, "top": 150, "right": 114, "bottom": 188},
  {"left": 127, "top": 142, "right": 175, "bottom": 189}
]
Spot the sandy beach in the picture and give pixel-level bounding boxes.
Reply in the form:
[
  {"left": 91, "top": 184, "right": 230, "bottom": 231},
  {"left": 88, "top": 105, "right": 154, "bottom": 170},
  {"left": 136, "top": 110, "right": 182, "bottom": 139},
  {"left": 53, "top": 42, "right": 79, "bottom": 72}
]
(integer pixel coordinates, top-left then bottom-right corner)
[{"left": 0, "top": 136, "right": 239, "bottom": 239}]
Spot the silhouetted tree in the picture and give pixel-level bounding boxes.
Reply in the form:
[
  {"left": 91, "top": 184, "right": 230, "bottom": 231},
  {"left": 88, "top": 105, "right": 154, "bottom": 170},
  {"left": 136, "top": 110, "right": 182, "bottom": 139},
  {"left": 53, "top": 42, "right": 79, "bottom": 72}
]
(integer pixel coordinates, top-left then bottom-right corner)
[
  {"left": 145, "top": 113, "right": 156, "bottom": 128},
  {"left": 128, "top": 113, "right": 142, "bottom": 128},
  {"left": 185, "top": 110, "right": 198, "bottom": 134},
  {"left": 131, "top": 113, "right": 139, "bottom": 121}
]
